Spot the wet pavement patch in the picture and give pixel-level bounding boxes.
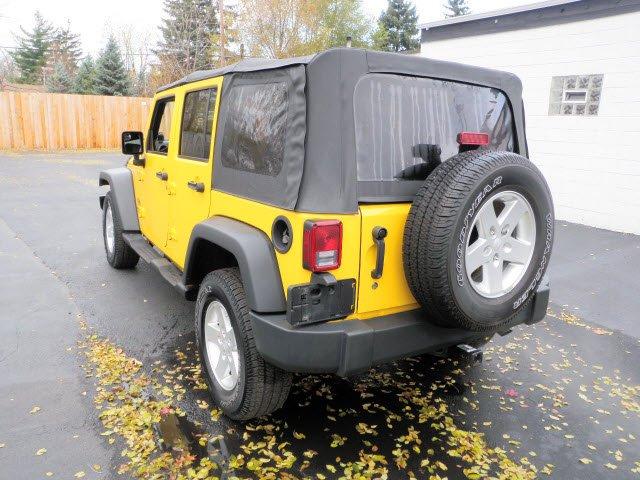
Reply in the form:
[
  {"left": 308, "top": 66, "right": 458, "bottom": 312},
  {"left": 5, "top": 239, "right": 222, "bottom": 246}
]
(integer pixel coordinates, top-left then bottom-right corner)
[
  {"left": 1, "top": 153, "right": 639, "bottom": 479},
  {"left": 79, "top": 307, "right": 640, "bottom": 479}
]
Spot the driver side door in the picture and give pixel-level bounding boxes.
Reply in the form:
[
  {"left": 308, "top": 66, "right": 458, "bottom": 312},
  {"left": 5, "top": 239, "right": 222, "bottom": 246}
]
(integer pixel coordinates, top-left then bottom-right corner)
[{"left": 132, "top": 95, "right": 176, "bottom": 249}]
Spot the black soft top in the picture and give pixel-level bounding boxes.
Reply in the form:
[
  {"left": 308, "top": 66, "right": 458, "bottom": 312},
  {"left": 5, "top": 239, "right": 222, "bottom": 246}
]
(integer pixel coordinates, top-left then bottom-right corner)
[{"left": 161, "top": 49, "right": 526, "bottom": 214}]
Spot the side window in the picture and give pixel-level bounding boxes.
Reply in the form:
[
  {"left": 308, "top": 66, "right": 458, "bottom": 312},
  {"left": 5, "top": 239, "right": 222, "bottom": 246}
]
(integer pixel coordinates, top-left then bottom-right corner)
[
  {"left": 221, "top": 82, "right": 288, "bottom": 176},
  {"left": 180, "top": 88, "right": 217, "bottom": 160},
  {"left": 147, "top": 97, "right": 174, "bottom": 154}
]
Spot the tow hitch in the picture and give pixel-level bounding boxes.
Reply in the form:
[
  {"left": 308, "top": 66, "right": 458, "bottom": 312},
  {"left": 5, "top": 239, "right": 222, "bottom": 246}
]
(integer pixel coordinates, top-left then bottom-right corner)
[{"left": 456, "top": 344, "right": 483, "bottom": 364}]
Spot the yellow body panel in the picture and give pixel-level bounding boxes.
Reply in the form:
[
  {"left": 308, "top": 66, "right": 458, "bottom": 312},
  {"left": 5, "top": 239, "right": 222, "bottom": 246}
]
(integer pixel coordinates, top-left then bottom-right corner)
[
  {"left": 165, "top": 77, "right": 224, "bottom": 267},
  {"left": 131, "top": 78, "right": 419, "bottom": 321},
  {"left": 131, "top": 96, "right": 178, "bottom": 248},
  {"left": 208, "top": 191, "right": 361, "bottom": 303},
  {"left": 357, "top": 204, "right": 418, "bottom": 316}
]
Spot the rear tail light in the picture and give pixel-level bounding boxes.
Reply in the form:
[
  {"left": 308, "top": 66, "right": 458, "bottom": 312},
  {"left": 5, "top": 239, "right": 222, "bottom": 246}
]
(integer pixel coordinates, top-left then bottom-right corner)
[
  {"left": 457, "top": 131, "right": 490, "bottom": 146},
  {"left": 303, "top": 220, "right": 342, "bottom": 272}
]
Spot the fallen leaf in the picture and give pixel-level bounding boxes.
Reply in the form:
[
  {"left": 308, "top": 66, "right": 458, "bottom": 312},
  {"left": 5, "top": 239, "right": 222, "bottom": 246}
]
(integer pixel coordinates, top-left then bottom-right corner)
[
  {"left": 29, "top": 406, "right": 41, "bottom": 414},
  {"left": 36, "top": 448, "right": 47, "bottom": 456}
]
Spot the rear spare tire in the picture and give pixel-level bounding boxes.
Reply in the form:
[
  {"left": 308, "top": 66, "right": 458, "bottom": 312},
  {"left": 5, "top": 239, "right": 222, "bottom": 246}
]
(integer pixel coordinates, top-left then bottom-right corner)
[{"left": 403, "top": 150, "right": 554, "bottom": 331}]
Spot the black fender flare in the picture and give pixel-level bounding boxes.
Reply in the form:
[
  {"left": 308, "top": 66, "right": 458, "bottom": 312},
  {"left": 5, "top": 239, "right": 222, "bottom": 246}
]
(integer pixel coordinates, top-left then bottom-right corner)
[
  {"left": 184, "top": 217, "right": 286, "bottom": 313},
  {"left": 98, "top": 168, "right": 140, "bottom": 232}
]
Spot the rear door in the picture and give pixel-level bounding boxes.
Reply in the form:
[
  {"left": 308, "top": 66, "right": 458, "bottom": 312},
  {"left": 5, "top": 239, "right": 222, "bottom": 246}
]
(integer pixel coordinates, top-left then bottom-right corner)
[
  {"left": 165, "top": 78, "right": 223, "bottom": 267},
  {"left": 357, "top": 203, "right": 418, "bottom": 317},
  {"left": 353, "top": 74, "right": 516, "bottom": 317}
]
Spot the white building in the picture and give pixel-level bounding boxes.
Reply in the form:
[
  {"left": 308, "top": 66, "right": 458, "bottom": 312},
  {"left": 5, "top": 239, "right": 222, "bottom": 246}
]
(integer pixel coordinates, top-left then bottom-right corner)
[{"left": 420, "top": 0, "right": 640, "bottom": 234}]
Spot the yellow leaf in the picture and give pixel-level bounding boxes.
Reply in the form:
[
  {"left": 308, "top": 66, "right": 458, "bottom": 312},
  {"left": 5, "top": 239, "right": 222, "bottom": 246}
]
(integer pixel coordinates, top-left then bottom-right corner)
[
  {"left": 293, "top": 431, "right": 306, "bottom": 440},
  {"left": 29, "top": 406, "right": 41, "bottom": 414},
  {"left": 579, "top": 458, "right": 592, "bottom": 464},
  {"left": 36, "top": 448, "right": 47, "bottom": 456},
  {"left": 326, "top": 464, "right": 336, "bottom": 473},
  {"left": 604, "top": 463, "right": 617, "bottom": 470},
  {"left": 74, "top": 472, "right": 86, "bottom": 478}
]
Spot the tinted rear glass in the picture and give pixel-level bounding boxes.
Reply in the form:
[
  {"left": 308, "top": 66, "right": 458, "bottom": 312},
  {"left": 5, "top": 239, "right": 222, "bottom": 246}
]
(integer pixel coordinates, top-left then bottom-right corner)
[{"left": 354, "top": 74, "right": 515, "bottom": 181}]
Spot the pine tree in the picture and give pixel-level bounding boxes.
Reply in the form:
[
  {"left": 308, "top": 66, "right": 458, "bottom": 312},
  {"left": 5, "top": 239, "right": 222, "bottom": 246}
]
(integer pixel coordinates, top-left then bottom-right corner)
[
  {"left": 443, "top": 0, "right": 470, "bottom": 17},
  {"left": 374, "top": 0, "right": 419, "bottom": 53},
  {"left": 10, "top": 11, "right": 54, "bottom": 84},
  {"left": 95, "top": 36, "right": 131, "bottom": 96},
  {"left": 46, "top": 61, "right": 73, "bottom": 93},
  {"left": 72, "top": 56, "right": 97, "bottom": 94},
  {"left": 47, "top": 22, "right": 82, "bottom": 75},
  {"left": 156, "top": 0, "right": 219, "bottom": 75}
]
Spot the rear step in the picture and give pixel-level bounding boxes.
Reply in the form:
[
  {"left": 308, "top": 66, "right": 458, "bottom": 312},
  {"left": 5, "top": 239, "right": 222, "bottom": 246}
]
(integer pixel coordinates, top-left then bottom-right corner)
[{"left": 123, "top": 233, "right": 186, "bottom": 292}]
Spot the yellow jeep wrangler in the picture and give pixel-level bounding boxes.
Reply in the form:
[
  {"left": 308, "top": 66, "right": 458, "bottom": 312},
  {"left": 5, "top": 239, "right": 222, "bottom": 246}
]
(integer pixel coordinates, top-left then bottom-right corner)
[{"left": 99, "top": 48, "right": 553, "bottom": 420}]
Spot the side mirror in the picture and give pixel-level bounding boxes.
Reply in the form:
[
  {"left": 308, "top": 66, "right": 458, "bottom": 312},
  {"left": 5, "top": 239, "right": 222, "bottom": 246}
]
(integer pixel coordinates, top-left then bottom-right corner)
[{"left": 122, "top": 131, "right": 145, "bottom": 166}]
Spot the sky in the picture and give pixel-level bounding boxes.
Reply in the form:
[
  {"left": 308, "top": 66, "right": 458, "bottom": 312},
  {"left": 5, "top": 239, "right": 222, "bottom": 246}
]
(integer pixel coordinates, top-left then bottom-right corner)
[{"left": 0, "top": 0, "right": 538, "bottom": 57}]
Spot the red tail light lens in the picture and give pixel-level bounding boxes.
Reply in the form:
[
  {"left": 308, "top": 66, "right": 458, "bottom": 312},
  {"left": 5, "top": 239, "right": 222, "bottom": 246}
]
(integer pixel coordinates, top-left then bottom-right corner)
[
  {"left": 457, "top": 131, "right": 490, "bottom": 146},
  {"left": 303, "top": 220, "right": 342, "bottom": 272}
]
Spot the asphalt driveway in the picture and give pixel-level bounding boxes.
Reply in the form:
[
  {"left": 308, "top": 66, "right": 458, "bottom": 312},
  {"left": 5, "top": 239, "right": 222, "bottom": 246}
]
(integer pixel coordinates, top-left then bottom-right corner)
[{"left": 0, "top": 152, "right": 639, "bottom": 479}]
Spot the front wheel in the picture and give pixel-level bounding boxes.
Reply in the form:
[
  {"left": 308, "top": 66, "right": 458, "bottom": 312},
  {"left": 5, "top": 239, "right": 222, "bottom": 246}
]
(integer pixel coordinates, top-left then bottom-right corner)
[
  {"left": 195, "top": 268, "right": 292, "bottom": 421},
  {"left": 102, "top": 191, "right": 139, "bottom": 269}
]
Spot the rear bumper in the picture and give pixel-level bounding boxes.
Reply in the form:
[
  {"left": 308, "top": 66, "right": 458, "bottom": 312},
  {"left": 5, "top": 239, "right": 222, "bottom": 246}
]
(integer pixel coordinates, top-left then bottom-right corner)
[{"left": 250, "top": 275, "right": 549, "bottom": 377}]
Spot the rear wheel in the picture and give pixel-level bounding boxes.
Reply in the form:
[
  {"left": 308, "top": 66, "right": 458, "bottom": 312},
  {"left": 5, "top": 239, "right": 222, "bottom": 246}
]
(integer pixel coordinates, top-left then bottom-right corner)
[
  {"left": 102, "top": 191, "right": 139, "bottom": 269},
  {"left": 403, "top": 150, "right": 554, "bottom": 331},
  {"left": 195, "top": 268, "right": 292, "bottom": 421}
]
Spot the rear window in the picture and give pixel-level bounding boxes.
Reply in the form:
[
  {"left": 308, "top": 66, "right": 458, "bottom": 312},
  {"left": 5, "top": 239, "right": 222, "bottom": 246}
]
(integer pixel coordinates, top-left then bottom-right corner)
[
  {"left": 220, "top": 82, "right": 288, "bottom": 176},
  {"left": 180, "top": 88, "right": 217, "bottom": 160},
  {"left": 354, "top": 74, "right": 515, "bottom": 182}
]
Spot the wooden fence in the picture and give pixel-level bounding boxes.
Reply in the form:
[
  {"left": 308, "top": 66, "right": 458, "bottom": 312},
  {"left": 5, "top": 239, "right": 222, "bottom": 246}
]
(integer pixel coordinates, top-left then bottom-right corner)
[{"left": 0, "top": 92, "right": 152, "bottom": 150}]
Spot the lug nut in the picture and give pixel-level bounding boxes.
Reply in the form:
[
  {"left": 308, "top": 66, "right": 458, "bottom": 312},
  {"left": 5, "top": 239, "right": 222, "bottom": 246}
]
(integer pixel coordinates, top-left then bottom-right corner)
[
  {"left": 501, "top": 225, "right": 509, "bottom": 235},
  {"left": 493, "top": 254, "right": 499, "bottom": 261},
  {"left": 490, "top": 227, "right": 496, "bottom": 236}
]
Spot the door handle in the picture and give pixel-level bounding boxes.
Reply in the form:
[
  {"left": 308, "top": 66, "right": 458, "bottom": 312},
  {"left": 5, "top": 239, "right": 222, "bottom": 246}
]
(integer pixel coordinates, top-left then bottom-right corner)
[
  {"left": 187, "top": 180, "right": 205, "bottom": 193},
  {"left": 371, "top": 226, "right": 387, "bottom": 279},
  {"left": 155, "top": 171, "right": 168, "bottom": 181}
]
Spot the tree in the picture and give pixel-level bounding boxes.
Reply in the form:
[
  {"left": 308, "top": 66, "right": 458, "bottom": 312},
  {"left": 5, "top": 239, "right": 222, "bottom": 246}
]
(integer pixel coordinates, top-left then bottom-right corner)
[
  {"left": 237, "top": 0, "right": 372, "bottom": 58},
  {"left": 443, "top": 0, "right": 471, "bottom": 17},
  {"left": 314, "top": 0, "right": 372, "bottom": 50},
  {"left": 117, "top": 28, "right": 154, "bottom": 96},
  {"left": 0, "top": 51, "right": 18, "bottom": 90},
  {"left": 45, "top": 60, "right": 73, "bottom": 93},
  {"left": 46, "top": 22, "right": 82, "bottom": 75},
  {"left": 155, "top": 0, "right": 219, "bottom": 79},
  {"left": 10, "top": 11, "right": 54, "bottom": 84},
  {"left": 95, "top": 36, "right": 131, "bottom": 96},
  {"left": 72, "top": 56, "right": 97, "bottom": 94},
  {"left": 374, "top": 0, "right": 419, "bottom": 53}
]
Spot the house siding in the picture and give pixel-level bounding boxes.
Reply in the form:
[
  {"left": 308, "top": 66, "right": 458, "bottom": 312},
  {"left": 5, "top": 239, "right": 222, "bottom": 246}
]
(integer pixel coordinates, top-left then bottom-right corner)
[{"left": 421, "top": 10, "right": 640, "bottom": 234}]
